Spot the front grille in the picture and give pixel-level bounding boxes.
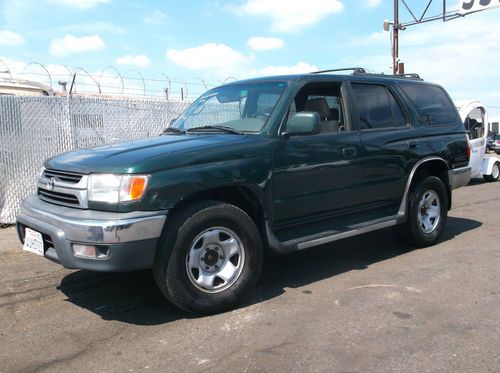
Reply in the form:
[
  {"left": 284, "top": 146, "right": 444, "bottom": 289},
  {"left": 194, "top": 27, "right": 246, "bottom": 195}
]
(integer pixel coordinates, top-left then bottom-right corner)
[
  {"left": 42, "top": 233, "right": 54, "bottom": 250},
  {"left": 43, "top": 169, "right": 83, "bottom": 184},
  {"left": 38, "top": 188, "right": 80, "bottom": 206}
]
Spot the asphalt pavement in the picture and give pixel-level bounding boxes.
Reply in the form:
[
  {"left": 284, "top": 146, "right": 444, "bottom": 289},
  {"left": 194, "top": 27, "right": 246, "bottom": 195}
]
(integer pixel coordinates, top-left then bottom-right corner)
[{"left": 0, "top": 179, "right": 499, "bottom": 372}]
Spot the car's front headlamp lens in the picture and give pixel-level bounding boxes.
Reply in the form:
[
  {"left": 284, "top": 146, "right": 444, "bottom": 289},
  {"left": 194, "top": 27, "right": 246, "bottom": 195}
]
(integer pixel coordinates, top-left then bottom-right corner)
[{"left": 88, "top": 174, "right": 149, "bottom": 203}]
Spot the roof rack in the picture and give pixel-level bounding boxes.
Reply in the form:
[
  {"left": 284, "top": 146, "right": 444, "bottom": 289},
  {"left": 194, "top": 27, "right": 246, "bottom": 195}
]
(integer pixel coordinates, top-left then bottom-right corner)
[
  {"left": 310, "top": 68, "right": 423, "bottom": 81},
  {"left": 397, "top": 73, "right": 422, "bottom": 80},
  {"left": 361, "top": 72, "right": 423, "bottom": 81},
  {"left": 311, "top": 67, "right": 367, "bottom": 74}
]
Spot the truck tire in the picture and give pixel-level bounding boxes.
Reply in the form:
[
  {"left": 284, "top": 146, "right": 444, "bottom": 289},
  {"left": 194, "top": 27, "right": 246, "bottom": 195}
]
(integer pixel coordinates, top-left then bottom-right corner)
[
  {"left": 483, "top": 162, "right": 500, "bottom": 182},
  {"left": 153, "top": 201, "right": 263, "bottom": 314},
  {"left": 394, "top": 176, "right": 448, "bottom": 247}
]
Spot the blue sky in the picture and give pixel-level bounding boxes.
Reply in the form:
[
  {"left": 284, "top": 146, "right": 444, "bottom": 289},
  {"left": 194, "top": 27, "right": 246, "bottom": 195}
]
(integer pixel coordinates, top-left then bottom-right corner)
[{"left": 1, "top": 0, "right": 500, "bottom": 115}]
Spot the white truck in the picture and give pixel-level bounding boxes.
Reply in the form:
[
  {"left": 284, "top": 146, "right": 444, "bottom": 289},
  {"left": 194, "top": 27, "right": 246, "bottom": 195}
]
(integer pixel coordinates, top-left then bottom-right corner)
[{"left": 457, "top": 100, "right": 500, "bottom": 182}]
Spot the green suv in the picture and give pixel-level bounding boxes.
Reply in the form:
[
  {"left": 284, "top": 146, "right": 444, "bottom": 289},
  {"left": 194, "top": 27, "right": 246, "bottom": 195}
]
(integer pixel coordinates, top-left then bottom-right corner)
[{"left": 17, "top": 69, "right": 471, "bottom": 313}]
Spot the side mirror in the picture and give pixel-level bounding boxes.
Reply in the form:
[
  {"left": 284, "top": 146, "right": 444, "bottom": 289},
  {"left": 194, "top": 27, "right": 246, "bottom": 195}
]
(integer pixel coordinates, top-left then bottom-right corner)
[
  {"left": 170, "top": 118, "right": 178, "bottom": 126},
  {"left": 283, "top": 112, "right": 320, "bottom": 137}
]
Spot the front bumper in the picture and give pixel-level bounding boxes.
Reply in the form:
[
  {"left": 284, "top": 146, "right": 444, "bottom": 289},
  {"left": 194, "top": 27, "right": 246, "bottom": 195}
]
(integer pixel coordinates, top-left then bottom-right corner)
[
  {"left": 16, "top": 195, "right": 167, "bottom": 272},
  {"left": 448, "top": 166, "right": 472, "bottom": 190}
]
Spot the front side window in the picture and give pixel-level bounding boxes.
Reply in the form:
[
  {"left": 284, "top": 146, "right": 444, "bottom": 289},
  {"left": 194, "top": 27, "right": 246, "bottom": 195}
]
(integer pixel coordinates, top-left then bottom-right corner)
[
  {"left": 351, "top": 83, "right": 406, "bottom": 130},
  {"left": 285, "top": 82, "right": 346, "bottom": 134},
  {"left": 172, "top": 82, "right": 287, "bottom": 133}
]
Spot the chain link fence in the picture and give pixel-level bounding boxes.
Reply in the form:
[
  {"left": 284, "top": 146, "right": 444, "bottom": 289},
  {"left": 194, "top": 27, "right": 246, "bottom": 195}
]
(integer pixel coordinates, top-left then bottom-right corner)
[{"left": 0, "top": 95, "right": 191, "bottom": 227}]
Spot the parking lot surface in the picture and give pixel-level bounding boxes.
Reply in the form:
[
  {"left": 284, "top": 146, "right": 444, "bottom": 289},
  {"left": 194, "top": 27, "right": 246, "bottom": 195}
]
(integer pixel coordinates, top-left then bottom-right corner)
[{"left": 1, "top": 180, "right": 499, "bottom": 373}]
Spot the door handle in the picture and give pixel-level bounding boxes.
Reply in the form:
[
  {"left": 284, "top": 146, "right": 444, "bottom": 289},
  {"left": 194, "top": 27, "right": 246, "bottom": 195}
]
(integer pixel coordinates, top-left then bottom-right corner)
[
  {"left": 408, "top": 140, "right": 418, "bottom": 149},
  {"left": 342, "top": 146, "right": 358, "bottom": 158}
]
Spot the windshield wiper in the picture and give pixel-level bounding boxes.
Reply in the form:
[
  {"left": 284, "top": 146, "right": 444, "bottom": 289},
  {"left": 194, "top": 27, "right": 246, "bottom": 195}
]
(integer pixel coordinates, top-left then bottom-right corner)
[
  {"left": 162, "top": 127, "right": 185, "bottom": 135},
  {"left": 186, "top": 125, "right": 243, "bottom": 134}
]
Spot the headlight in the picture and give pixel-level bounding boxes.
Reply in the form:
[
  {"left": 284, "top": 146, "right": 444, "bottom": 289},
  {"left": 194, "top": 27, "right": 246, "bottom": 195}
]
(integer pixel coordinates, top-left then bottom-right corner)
[{"left": 88, "top": 174, "right": 149, "bottom": 203}]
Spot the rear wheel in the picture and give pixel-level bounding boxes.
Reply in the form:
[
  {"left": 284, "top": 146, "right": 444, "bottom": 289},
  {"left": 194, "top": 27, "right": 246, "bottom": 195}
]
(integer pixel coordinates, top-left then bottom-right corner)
[
  {"left": 153, "top": 201, "right": 263, "bottom": 314},
  {"left": 484, "top": 162, "right": 500, "bottom": 182},
  {"left": 395, "top": 176, "right": 448, "bottom": 247}
]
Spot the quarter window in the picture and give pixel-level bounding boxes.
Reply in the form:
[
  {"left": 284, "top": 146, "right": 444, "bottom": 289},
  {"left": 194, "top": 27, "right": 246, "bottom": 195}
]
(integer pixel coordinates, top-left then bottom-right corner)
[{"left": 400, "top": 83, "right": 457, "bottom": 125}]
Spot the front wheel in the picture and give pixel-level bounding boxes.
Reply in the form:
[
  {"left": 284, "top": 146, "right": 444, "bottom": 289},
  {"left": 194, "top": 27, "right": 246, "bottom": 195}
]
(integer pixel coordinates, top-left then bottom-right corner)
[
  {"left": 394, "top": 176, "right": 448, "bottom": 247},
  {"left": 484, "top": 162, "right": 500, "bottom": 182},
  {"left": 153, "top": 201, "right": 263, "bottom": 314}
]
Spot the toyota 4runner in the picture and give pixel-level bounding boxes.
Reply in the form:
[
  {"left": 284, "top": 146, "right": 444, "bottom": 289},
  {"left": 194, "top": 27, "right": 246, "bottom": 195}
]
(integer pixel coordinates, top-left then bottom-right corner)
[{"left": 17, "top": 68, "right": 471, "bottom": 313}]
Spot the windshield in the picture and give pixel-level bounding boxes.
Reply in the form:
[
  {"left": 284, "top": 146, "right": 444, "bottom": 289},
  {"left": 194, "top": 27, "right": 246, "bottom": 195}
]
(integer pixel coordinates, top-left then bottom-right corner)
[{"left": 171, "top": 82, "right": 288, "bottom": 133}]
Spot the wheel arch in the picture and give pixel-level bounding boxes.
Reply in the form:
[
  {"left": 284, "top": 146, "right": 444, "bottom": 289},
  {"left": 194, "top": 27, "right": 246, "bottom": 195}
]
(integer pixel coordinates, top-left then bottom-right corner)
[
  {"left": 399, "top": 157, "right": 452, "bottom": 215},
  {"left": 168, "top": 184, "right": 268, "bottom": 235}
]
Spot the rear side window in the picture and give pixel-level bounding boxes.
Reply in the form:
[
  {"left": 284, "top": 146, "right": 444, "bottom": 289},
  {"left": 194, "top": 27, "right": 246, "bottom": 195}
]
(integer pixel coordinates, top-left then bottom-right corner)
[
  {"left": 351, "top": 83, "right": 406, "bottom": 130},
  {"left": 400, "top": 83, "right": 457, "bottom": 126}
]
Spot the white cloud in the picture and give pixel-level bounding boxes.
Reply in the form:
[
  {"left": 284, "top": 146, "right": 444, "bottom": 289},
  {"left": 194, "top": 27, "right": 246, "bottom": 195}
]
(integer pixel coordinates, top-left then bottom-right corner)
[
  {"left": 365, "top": 0, "right": 382, "bottom": 7},
  {"left": 49, "top": 0, "right": 110, "bottom": 9},
  {"left": 0, "top": 30, "right": 25, "bottom": 45},
  {"left": 50, "top": 34, "right": 105, "bottom": 56},
  {"left": 166, "top": 43, "right": 253, "bottom": 77},
  {"left": 0, "top": 56, "right": 26, "bottom": 79},
  {"left": 247, "top": 36, "right": 284, "bottom": 51},
  {"left": 116, "top": 54, "right": 150, "bottom": 68},
  {"left": 230, "top": 0, "right": 344, "bottom": 32},
  {"left": 352, "top": 31, "right": 388, "bottom": 45},
  {"left": 247, "top": 62, "right": 318, "bottom": 77},
  {"left": 144, "top": 9, "right": 167, "bottom": 24}
]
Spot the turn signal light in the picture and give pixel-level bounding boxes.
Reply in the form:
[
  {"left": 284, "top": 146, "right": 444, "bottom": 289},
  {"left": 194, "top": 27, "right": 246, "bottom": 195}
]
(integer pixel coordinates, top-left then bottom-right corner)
[
  {"left": 127, "top": 177, "right": 147, "bottom": 200},
  {"left": 119, "top": 175, "right": 149, "bottom": 202}
]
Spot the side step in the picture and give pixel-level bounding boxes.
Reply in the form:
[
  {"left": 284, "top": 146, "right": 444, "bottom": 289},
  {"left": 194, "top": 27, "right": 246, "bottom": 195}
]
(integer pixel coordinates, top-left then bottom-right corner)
[{"left": 266, "top": 216, "right": 401, "bottom": 254}]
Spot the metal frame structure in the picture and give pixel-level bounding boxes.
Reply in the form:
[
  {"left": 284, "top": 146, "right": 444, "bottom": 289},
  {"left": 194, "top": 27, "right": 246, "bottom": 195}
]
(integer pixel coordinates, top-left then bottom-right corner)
[{"left": 390, "top": 0, "right": 498, "bottom": 74}]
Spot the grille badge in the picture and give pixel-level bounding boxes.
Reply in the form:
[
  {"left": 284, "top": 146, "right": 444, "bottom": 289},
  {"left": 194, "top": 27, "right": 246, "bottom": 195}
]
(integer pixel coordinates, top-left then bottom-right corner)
[{"left": 47, "top": 178, "right": 56, "bottom": 191}]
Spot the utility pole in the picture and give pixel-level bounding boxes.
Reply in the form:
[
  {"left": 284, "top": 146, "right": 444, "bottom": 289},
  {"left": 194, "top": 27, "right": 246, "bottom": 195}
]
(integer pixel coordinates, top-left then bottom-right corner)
[{"left": 392, "top": 0, "right": 400, "bottom": 75}]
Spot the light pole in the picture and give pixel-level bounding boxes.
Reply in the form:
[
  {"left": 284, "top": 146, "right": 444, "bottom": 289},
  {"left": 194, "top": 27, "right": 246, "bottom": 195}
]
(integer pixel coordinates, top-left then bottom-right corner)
[{"left": 385, "top": 1, "right": 404, "bottom": 75}]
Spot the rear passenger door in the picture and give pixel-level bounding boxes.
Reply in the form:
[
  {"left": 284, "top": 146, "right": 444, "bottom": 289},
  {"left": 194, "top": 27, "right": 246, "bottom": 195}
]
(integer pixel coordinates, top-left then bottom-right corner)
[{"left": 350, "top": 82, "right": 419, "bottom": 217}]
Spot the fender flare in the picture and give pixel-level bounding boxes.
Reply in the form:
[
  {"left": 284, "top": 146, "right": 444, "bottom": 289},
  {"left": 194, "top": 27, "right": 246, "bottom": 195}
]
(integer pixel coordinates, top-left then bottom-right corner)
[
  {"left": 481, "top": 156, "right": 500, "bottom": 176},
  {"left": 397, "top": 156, "right": 450, "bottom": 217}
]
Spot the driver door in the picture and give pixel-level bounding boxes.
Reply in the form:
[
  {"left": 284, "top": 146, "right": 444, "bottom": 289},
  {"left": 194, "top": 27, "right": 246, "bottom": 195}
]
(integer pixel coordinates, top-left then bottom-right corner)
[{"left": 271, "top": 80, "right": 364, "bottom": 227}]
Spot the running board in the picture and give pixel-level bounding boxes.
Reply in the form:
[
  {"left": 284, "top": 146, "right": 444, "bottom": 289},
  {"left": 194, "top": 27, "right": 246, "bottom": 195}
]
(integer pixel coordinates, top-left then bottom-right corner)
[{"left": 266, "top": 216, "right": 401, "bottom": 254}]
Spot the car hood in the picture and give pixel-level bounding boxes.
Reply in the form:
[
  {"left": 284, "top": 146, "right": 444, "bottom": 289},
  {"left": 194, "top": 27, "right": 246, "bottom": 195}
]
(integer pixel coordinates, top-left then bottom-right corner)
[{"left": 44, "top": 134, "right": 250, "bottom": 174}]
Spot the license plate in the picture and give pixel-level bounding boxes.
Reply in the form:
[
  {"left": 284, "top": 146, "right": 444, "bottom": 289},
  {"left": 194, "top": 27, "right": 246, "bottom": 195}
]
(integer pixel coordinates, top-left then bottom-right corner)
[{"left": 23, "top": 228, "right": 44, "bottom": 256}]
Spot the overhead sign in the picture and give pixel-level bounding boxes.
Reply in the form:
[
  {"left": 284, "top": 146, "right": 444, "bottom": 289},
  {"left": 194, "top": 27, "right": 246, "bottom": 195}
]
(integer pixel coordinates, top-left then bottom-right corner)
[{"left": 459, "top": 0, "right": 500, "bottom": 14}]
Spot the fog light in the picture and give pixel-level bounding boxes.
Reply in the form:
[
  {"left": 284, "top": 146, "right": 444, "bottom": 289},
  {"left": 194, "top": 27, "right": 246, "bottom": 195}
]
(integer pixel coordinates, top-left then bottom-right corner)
[
  {"left": 72, "top": 244, "right": 109, "bottom": 259},
  {"left": 73, "top": 244, "right": 97, "bottom": 258}
]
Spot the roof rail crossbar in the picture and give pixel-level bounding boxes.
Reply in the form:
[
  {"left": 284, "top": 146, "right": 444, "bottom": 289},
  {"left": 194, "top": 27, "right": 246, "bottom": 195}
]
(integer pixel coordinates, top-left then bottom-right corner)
[{"left": 311, "top": 67, "right": 367, "bottom": 75}]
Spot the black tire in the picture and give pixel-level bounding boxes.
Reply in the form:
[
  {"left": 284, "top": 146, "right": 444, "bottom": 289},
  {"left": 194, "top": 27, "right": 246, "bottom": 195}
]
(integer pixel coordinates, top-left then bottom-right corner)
[
  {"left": 496, "top": 150, "right": 500, "bottom": 155},
  {"left": 153, "top": 201, "right": 263, "bottom": 314},
  {"left": 394, "top": 176, "right": 448, "bottom": 247},
  {"left": 483, "top": 162, "right": 500, "bottom": 182}
]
